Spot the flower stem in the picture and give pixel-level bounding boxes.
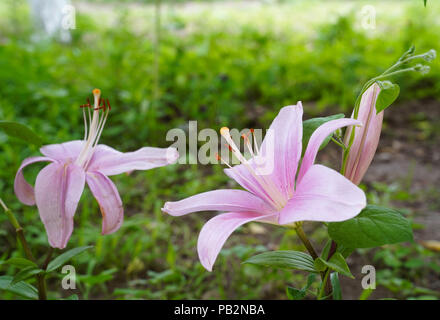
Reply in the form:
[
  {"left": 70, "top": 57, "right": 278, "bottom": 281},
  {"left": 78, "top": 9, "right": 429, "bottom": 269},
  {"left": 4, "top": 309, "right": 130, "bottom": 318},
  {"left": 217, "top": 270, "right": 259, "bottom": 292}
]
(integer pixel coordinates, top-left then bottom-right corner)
[
  {"left": 294, "top": 223, "right": 318, "bottom": 260},
  {"left": 43, "top": 247, "right": 54, "bottom": 270},
  {"left": 293, "top": 223, "right": 333, "bottom": 299},
  {"left": 0, "top": 197, "right": 48, "bottom": 300}
]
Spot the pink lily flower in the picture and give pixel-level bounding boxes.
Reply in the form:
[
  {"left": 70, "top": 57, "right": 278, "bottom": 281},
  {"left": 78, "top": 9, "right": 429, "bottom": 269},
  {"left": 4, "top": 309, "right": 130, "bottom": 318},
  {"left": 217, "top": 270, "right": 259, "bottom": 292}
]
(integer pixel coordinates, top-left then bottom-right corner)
[
  {"left": 14, "top": 89, "right": 179, "bottom": 249},
  {"left": 344, "top": 83, "right": 383, "bottom": 185},
  {"left": 162, "top": 102, "right": 366, "bottom": 271}
]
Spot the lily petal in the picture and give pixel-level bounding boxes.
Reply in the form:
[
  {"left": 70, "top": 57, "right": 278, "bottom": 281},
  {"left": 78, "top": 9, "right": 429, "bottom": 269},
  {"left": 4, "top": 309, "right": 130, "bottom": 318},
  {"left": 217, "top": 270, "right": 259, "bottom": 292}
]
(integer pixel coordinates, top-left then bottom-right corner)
[
  {"left": 198, "top": 212, "right": 276, "bottom": 271},
  {"left": 14, "top": 156, "right": 54, "bottom": 205},
  {"left": 35, "top": 162, "right": 85, "bottom": 249},
  {"left": 88, "top": 145, "right": 179, "bottom": 176},
  {"left": 162, "top": 189, "right": 273, "bottom": 216},
  {"left": 86, "top": 171, "right": 123, "bottom": 235},
  {"left": 224, "top": 163, "right": 274, "bottom": 204},
  {"left": 278, "top": 165, "right": 366, "bottom": 225},
  {"left": 259, "top": 103, "right": 303, "bottom": 197},
  {"left": 40, "top": 140, "right": 84, "bottom": 162},
  {"left": 297, "top": 118, "right": 362, "bottom": 183}
]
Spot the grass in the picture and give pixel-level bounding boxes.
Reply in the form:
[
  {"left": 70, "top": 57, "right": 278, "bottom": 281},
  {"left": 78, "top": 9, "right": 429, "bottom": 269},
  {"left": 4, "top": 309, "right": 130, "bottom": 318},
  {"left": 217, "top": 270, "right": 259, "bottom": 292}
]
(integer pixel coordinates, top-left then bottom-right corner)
[{"left": 0, "top": 0, "right": 439, "bottom": 299}]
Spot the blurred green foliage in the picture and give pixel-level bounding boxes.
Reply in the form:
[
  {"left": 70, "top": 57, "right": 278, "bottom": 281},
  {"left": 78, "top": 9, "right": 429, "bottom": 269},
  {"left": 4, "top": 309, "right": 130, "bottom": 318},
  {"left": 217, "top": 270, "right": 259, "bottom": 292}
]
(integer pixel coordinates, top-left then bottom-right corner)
[{"left": 0, "top": 0, "right": 439, "bottom": 299}]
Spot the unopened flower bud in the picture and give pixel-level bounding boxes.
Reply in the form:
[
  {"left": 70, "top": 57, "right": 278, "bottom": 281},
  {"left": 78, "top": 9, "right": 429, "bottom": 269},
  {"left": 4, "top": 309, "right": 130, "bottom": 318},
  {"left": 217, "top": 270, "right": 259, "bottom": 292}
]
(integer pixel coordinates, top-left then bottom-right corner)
[
  {"left": 344, "top": 83, "right": 383, "bottom": 185},
  {"left": 414, "top": 64, "right": 431, "bottom": 75},
  {"left": 422, "top": 49, "right": 436, "bottom": 62}
]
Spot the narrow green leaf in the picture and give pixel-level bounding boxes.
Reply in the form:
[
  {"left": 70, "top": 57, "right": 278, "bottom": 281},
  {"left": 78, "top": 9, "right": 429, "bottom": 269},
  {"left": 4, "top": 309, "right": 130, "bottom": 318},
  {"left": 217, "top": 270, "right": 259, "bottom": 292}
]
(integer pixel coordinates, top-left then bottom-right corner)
[
  {"left": 0, "top": 276, "right": 38, "bottom": 299},
  {"left": 305, "top": 273, "right": 317, "bottom": 289},
  {"left": 286, "top": 273, "right": 317, "bottom": 300},
  {"left": 320, "top": 240, "right": 332, "bottom": 260},
  {"left": 375, "top": 81, "right": 400, "bottom": 114},
  {"left": 243, "top": 250, "right": 317, "bottom": 272},
  {"left": 336, "top": 244, "right": 354, "bottom": 258},
  {"left": 330, "top": 272, "right": 342, "bottom": 300},
  {"left": 4, "top": 257, "right": 38, "bottom": 269},
  {"left": 286, "top": 286, "right": 306, "bottom": 300},
  {"left": 46, "top": 246, "right": 93, "bottom": 272},
  {"left": 328, "top": 205, "right": 413, "bottom": 249},
  {"left": 11, "top": 267, "right": 44, "bottom": 285},
  {"left": 0, "top": 121, "right": 42, "bottom": 147},
  {"left": 424, "top": 0, "right": 427, "bottom": 7},
  {"left": 302, "top": 114, "right": 344, "bottom": 154},
  {"left": 314, "top": 253, "right": 353, "bottom": 278},
  {"left": 359, "top": 288, "right": 374, "bottom": 300}
]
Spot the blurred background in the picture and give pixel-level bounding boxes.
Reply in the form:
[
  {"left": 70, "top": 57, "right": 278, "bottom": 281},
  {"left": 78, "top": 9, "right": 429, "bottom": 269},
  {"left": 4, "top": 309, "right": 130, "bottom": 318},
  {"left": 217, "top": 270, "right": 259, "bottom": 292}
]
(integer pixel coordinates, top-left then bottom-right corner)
[{"left": 0, "top": 0, "right": 439, "bottom": 299}]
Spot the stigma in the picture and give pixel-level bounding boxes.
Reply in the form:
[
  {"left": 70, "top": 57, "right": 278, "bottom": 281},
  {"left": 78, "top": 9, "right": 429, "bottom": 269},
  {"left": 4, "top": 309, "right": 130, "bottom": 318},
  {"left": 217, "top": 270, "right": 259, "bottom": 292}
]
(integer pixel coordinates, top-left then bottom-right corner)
[{"left": 75, "top": 89, "right": 111, "bottom": 169}]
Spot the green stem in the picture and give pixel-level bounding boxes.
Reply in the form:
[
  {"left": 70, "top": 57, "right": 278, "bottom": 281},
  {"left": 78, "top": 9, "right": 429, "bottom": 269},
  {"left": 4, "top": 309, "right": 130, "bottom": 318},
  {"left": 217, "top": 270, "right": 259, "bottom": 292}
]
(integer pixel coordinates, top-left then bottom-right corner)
[
  {"left": 294, "top": 223, "right": 318, "bottom": 260},
  {"left": 0, "top": 198, "right": 48, "bottom": 300},
  {"left": 293, "top": 223, "right": 333, "bottom": 299},
  {"left": 331, "top": 137, "right": 346, "bottom": 150},
  {"left": 318, "top": 269, "right": 331, "bottom": 300},
  {"left": 42, "top": 247, "right": 54, "bottom": 270}
]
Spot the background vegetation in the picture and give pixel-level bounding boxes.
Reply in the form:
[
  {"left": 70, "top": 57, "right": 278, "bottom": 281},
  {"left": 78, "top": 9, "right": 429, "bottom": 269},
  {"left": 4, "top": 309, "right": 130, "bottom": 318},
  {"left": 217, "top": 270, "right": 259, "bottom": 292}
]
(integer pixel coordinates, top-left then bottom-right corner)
[{"left": 0, "top": 0, "right": 439, "bottom": 299}]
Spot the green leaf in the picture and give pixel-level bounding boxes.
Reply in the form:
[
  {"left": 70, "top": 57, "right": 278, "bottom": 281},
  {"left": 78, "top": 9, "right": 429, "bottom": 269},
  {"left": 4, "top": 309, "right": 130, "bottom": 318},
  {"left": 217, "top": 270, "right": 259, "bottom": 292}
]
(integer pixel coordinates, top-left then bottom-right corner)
[
  {"left": 0, "top": 276, "right": 38, "bottom": 299},
  {"left": 286, "top": 273, "right": 317, "bottom": 300},
  {"left": 314, "top": 252, "right": 353, "bottom": 278},
  {"left": 424, "top": 0, "right": 427, "bottom": 7},
  {"left": 305, "top": 273, "right": 317, "bottom": 289},
  {"left": 64, "top": 294, "right": 79, "bottom": 300},
  {"left": 302, "top": 114, "right": 344, "bottom": 154},
  {"left": 4, "top": 257, "right": 38, "bottom": 269},
  {"left": 375, "top": 81, "right": 400, "bottom": 114},
  {"left": 243, "top": 250, "right": 317, "bottom": 272},
  {"left": 336, "top": 244, "right": 354, "bottom": 258},
  {"left": 328, "top": 205, "right": 413, "bottom": 249},
  {"left": 286, "top": 286, "right": 306, "bottom": 300},
  {"left": 330, "top": 272, "right": 342, "bottom": 300},
  {"left": 46, "top": 246, "right": 93, "bottom": 272},
  {"left": 320, "top": 240, "right": 332, "bottom": 260},
  {"left": 0, "top": 121, "right": 42, "bottom": 147},
  {"left": 11, "top": 267, "right": 44, "bottom": 285},
  {"left": 359, "top": 288, "right": 374, "bottom": 300}
]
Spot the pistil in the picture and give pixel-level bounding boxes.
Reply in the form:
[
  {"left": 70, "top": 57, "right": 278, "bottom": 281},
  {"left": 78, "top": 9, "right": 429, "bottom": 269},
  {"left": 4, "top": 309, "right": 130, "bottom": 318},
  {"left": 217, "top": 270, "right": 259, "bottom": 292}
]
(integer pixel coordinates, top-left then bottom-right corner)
[{"left": 75, "top": 89, "right": 110, "bottom": 169}]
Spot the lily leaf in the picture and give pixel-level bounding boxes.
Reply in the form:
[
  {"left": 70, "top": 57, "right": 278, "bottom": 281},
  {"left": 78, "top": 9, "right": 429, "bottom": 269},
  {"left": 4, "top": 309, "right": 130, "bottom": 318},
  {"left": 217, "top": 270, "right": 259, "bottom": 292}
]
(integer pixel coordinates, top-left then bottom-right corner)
[
  {"left": 330, "top": 272, "right": 342, "bottom": 300},
  {"left": 375, "top": 81, "right": 400, "bottom": 114},
  {"left": 4, "top": 257, "right": 38, "bottom": 269},
  {"left": 286, "top": 286, "right": 306, "bottom": 300},
  {"left": 11, "top": 267, "right": 44, "bottom": 285},
  {"left": 0, "top": 276, "right": 38, "bottom": 299},
  {"left": 302, "top": 114, "right": 345, "bottom": 154},
  {"left": 314, "top": 252, "right": 354, "bottom": 278},
  {"left": 328, "top": 205, "right": 413, "bottom": 249},
  {"left": 286, "top": 273, "right": 317, "bottom": 300},
  {"left": 46, "top": 246, "right": 93, "bottom": 272},
  {"left": 0, "top": 121, "right": 42, "bottom": 147},
  {"left": 243, "top": 250, "right": 317, "bottom": 272}
]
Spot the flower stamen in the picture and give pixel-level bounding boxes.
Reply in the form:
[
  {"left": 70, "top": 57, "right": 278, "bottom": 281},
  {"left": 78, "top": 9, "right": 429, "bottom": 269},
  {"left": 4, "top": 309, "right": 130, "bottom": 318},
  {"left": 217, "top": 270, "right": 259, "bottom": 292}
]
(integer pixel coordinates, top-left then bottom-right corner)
[
  {"left": 220, "top": 127, "right": 287, "bottom": 210},
  {"left": 75, "top": 89, "right": 111, "bottom": 169}
]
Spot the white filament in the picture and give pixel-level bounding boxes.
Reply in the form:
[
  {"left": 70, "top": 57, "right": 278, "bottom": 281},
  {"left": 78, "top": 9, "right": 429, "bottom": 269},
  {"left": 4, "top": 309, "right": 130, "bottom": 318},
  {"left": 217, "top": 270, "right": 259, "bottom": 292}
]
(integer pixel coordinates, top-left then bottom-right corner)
[
  {"left": 75, "top": 90, "right": 109, "bottom": 169},
  {"left": 220, "top": 128, "right": 287, "bottom": 211}
]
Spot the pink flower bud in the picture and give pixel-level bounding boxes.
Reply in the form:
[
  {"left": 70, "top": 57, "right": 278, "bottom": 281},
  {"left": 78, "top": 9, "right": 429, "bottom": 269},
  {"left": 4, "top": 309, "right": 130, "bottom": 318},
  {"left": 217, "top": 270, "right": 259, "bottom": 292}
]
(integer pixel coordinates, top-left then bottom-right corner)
[{"left": 344, "top": 83, "right": 383, "bottom": 185}]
